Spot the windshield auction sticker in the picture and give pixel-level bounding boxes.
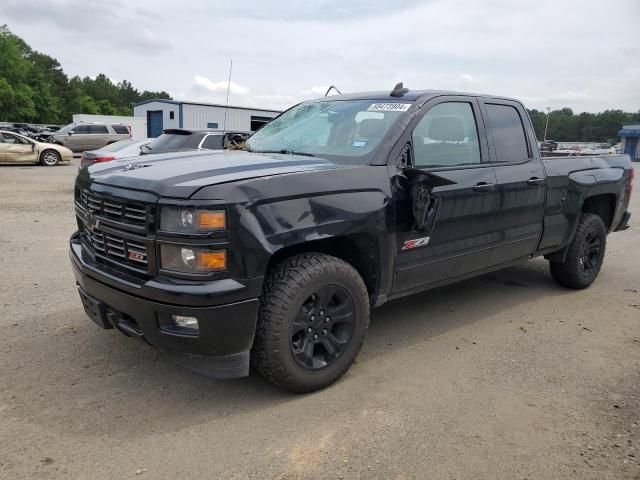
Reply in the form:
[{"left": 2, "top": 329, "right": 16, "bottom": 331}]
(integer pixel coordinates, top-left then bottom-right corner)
[{"left": 367, "top": 103, "right": 412, "bottom": 112}]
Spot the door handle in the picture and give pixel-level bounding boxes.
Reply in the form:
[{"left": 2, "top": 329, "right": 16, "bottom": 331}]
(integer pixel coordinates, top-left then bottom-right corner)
[
  {"left": 472, "top": 182, "right": 495, "bottom": 192},
  {"left": 526, "top": 177, "right": 545, "bottom": 186}
]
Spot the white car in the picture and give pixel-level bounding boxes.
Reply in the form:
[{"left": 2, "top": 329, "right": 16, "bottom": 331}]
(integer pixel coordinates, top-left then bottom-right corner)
[{"left": 0, "top": 130, "right": 73, "bottom": 166}]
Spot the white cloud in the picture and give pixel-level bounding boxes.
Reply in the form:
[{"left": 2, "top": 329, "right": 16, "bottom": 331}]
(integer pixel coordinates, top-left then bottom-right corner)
[
  {"left": 193, "top": 76, "right": 250, "bottom": 95},
  {"left": 301, "top": 86, "right": 329, "bottom": 96},
  {"left": 460, "top": 74, "right": 473, "bottom": 83}
]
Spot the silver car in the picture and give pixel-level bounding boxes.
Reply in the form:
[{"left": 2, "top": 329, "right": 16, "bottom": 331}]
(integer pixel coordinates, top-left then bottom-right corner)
[
  {"left": 50, "top": 122, "right": 131, "bottom": 152},
  {"left": 80, "top": 139, "right": 151, "bottom": 168}
]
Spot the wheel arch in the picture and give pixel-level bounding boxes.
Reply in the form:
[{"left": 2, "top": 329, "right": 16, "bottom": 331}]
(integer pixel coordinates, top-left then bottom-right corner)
[{"left": 265, "top": 233, "right": 381, "bottom": 302}]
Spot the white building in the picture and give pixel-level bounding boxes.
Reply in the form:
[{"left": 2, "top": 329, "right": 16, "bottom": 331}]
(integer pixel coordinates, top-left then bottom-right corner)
[{"left": 133, "top": 99, "right": 281, "bottom": 138}]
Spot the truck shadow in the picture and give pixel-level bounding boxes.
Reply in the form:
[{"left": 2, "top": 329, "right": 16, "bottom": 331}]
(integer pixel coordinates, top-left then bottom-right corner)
[{"left": 9, "top": 259, "right": 575, "bottom": 441}]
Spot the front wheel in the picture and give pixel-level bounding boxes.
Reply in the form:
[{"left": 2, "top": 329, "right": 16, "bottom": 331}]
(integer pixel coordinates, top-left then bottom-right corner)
[
  {"left": 251, "top": 253, "right": 370, "bottom": 393},
  {"left": 40, "top": 150, "right": 60, "bottom": 166},
  {"left": 549, "top": 213, "right": 606, "bottom": 289}
]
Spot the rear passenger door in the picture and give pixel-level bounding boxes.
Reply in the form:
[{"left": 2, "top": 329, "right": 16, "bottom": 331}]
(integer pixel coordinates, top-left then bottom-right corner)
[
  {"left": 479, "top": 101, "right": 546, "bottom": 265},
  {"left": 393, "top": 97, "right": 499, "bottom": 292}
]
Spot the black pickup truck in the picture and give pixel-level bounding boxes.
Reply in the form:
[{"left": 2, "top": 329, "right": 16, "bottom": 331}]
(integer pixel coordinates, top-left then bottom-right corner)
[{"left": 70, "top": 85, "right": 633, "bottom": 392}]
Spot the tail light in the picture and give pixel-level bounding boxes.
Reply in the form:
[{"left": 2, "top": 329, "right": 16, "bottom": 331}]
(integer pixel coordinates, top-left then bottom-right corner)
[{"left": 93, "top": 156, "right": 116, "bottom": 163}]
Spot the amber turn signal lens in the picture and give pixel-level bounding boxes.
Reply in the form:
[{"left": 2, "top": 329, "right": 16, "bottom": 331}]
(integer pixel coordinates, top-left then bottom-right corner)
[
  {"left": 197, "top": 250, "right": 226, "bottom": 271},
  {"left": 197, "top": 211, "right": 226, "bottom": 229}
]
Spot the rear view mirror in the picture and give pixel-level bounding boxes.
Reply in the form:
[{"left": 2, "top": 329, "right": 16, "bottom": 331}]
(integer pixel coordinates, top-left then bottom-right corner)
[{"left": 403, "top": 168, "right": 456, "bottom": 232}]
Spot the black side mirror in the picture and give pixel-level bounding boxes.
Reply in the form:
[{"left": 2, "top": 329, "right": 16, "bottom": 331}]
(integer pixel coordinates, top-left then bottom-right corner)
[{"left": 403, "top": 168, "right": 456, "bottom": 232}]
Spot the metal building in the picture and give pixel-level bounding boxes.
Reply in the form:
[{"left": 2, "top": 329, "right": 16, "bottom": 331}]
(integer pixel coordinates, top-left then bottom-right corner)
[
  {"left": 619, "top": 122, "right": 640, "bottom": 161},
  {"left": 133, "top": 99, "right": 281, "bottom": 138}
]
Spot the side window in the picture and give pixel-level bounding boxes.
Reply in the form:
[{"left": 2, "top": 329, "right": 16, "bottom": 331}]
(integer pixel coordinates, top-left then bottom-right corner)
[
  {"left": 111, "top": 125, "right": 129, "bottom": 134},
  {"left": 72, "top": 125, "right": 91, "bottom": 134},
  {"left": 3, "top": 133, "right": 18, "bottom": 144},
  {"left": 90, "top": 125, "right": 109, "bottom": 134},
  {"left": 412, "top": 102, "right": 481, "bottom": 168},
  {"left": 485, "top": 104, "right": 529, "bottom": 162},
  {"left": 201, "top": 135, "right": 224, "bottom": 150}
]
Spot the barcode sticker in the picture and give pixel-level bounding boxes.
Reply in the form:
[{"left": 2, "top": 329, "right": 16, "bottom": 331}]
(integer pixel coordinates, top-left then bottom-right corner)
[{"left": 367, "top": 103, "right": 411, "bottom": 112}]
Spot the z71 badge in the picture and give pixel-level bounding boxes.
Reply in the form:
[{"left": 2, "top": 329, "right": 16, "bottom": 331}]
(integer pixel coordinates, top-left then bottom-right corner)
[{"left": 402, "top": 237, "right": 430, "bottom": 251}]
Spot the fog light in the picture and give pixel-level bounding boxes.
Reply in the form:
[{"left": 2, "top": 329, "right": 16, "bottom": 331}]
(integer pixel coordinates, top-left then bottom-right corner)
[{"left": 172, "top": 315, "right": 199, "bottom": 331}]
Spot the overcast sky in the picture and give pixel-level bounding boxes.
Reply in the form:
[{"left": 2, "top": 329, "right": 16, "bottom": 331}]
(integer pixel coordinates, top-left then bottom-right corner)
[{"left": 1, "top": 0, "right": 639, "bottom": 113}]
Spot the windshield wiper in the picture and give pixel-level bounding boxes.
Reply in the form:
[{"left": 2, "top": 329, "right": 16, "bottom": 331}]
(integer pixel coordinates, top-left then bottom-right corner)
[{"left": 254, "top": 149, "right": 316, "bottom": 157}]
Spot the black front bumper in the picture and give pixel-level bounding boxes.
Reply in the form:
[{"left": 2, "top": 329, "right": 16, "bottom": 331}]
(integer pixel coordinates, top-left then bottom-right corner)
[{"left": 70, "top": 235, "right": 260, "bottom": 379}]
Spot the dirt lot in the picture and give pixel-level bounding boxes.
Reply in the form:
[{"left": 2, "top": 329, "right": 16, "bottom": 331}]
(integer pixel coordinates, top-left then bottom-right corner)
[{"left": 0, "top": 161, "right": 638, "bottom": 480}]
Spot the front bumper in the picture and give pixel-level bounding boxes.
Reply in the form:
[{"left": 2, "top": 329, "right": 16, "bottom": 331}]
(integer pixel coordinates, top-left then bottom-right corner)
[{"left": 70, "top": 234, "right": 260, "bottom": 379}]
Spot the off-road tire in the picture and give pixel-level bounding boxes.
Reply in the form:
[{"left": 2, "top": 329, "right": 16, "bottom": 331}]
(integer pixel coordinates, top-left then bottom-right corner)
[
  {"left": 549, "top": 213, "right": 606, "bottom": 289},
  {"left": 40, "top": 149, "right": 60, "bottom": 166},
  {"left": 251, "top": 253, "right": 369, "bottom": 393}
]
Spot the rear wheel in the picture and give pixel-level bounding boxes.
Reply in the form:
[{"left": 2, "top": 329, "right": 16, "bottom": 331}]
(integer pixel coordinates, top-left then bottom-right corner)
[
  {"left": 549, "top": 213, "right": 606, "bottom": 289},
  {"left": 251, "top": 253, "right": 369, "bottom": 393},
  {"left": 40, "top": 150, "right": 60, "bottom": 166}
]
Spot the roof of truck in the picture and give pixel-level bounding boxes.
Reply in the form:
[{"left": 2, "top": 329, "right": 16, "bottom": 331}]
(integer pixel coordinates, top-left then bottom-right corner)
[{"left": 323, "top": 89, "right": 522, "bottom": 104}]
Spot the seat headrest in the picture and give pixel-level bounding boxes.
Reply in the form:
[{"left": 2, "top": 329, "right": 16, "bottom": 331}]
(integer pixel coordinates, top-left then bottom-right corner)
[
  {"left": 427, "top": 116, "right": 465, "bottom": 142},
  {"left": 357, "top": 119, "right": 385, "bottom": 139}
]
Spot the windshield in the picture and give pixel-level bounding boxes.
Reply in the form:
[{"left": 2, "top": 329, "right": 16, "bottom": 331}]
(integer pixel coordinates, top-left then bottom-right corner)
[
  {"left": 142, "top": 132, "right": 201, "bottom": 152},
  {"left": 246, "top": 99, "right": 411, "bottom": 162},
  {"left": 57, "top": 123, "right": 74, "bottom": 134}
]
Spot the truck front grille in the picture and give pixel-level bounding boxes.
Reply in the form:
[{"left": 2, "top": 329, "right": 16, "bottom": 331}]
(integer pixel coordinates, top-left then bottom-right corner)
[
  {"left": 86, "top": 224, "right": 148, "bottom": 268},
  {"left": 78, "top": 189, "right": 148, "bottom": 227}
]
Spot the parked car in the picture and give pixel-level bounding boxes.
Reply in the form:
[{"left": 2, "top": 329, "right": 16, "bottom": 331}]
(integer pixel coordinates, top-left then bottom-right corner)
[
  {"left": 140, "top": 129, "right": 250, "bottom": 155},
  {"left": 70, "top": 85, "right": 633, "bottom": 392},
  {"left": 0, "top": 130, "right": 72, "bottom": 166},
  {"left": 50, "top": 122, "right": 131, "bottom": 152},
  {"left": 80, "top": 139, "right": 152, "bottom": 168}
]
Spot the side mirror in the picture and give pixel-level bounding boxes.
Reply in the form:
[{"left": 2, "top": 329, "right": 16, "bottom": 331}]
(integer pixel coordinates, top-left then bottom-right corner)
[
  {"left": 67, "top": 131, "right": 73, "bottom": 136},
  {"left": 403, "top": 168, "right": 456, "bottom": 232}
]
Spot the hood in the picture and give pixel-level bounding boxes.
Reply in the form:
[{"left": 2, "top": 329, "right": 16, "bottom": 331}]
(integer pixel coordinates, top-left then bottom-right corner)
[{"left": 83, "top": 150, "right": 338, "bottom": 198}]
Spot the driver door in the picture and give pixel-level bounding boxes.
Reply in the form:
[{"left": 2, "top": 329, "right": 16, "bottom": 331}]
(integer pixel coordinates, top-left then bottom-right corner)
[
  {"left": 393, "top": 97, "right": 499, "bottom": 293},
  {"left": 0, "top": 132, "right": 37, "bottom": 163}
]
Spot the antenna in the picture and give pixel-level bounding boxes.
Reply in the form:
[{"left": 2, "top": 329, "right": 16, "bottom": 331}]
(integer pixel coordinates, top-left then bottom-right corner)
[
  {"left": 222, "top": 59, "right": 233, "bottom": 134},
  {"left": 324, "top": 85, "right": 342, "bottom": 97},
  {"left": 390, "top": 82, "right": 409, "bottom": 97}
]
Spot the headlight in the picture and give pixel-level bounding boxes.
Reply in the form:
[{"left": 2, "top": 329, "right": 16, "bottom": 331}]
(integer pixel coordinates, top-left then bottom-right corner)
[
  {"left": 160, "top": 206, "right": 226, "bottom": 233},
  {"left": 160, "top": 245, "right": 227, "bottom": 274}
]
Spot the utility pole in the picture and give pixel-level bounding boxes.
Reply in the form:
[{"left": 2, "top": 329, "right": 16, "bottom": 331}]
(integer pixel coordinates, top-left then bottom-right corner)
[
  {"left": 222, "top": 59, "right": 233, "bottom": 134},
  {"left": 543, "top": 107, "right": 551, "bottom": 142}
]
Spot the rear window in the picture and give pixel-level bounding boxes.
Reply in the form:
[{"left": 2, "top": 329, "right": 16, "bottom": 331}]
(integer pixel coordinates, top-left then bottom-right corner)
[
  {"left": 100, "top": 139, "right": 135, "bottom": 152},
  {"left": 89, "top": 125, "right": 109, "bottom": 134},
  {"left": 486, "top": 104, "right": 529, "bottom": 163},
  {"left": 111, "top": 125, "right": 130, "bottom": 135},
  {"left": 142, "top": 131, "right": 202, "bottom": 153},
  {"left": 201, "top": 134, "right": 224, "bottom": 150}
]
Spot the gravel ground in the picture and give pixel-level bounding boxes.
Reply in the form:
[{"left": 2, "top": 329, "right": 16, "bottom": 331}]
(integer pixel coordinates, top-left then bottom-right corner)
[{"left": 1, "top": 161, "right": 638, "bottom": 480}]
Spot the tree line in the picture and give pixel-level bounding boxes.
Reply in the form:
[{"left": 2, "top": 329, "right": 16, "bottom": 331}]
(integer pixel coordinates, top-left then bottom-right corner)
[
  {"left": 1, "top": 25, "right": 638, "bottom": 140},
  {"left": 528, "top": 108, "right": 640, "bottom": 144},
  {"left": 0, "top": 25, "right": 171, "bottom": 125}
]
